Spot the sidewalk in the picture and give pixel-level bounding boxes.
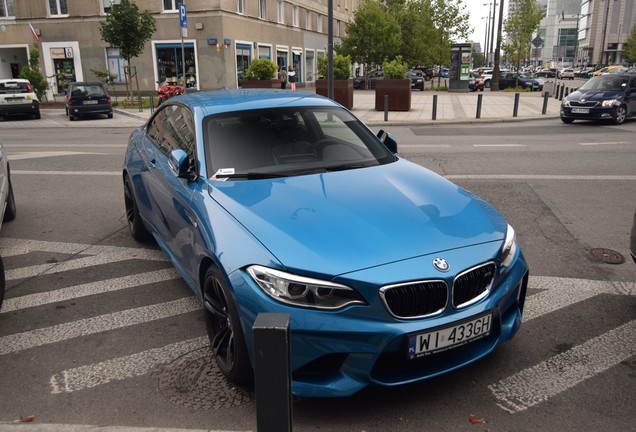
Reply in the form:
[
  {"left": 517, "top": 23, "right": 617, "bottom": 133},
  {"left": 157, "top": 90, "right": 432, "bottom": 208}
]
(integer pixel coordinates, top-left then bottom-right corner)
[{"left": 115, "top": 88, "right": 562, "bottom": 126}]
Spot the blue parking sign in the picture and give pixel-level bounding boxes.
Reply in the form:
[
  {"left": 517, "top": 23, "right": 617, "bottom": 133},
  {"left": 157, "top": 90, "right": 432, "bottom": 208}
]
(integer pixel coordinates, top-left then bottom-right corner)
[{"left": 179, "top": 2, "right": 187, "bottom": 28}]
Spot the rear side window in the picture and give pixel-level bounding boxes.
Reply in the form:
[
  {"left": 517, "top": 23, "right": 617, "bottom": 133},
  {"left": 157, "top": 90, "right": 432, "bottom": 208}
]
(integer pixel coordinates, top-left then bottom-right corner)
[
  {"left": 0, "top": 82, "right": 30, "bottom": 94},
  {"left": 69, "top": 85, "right": 107, "bottom": 97}
]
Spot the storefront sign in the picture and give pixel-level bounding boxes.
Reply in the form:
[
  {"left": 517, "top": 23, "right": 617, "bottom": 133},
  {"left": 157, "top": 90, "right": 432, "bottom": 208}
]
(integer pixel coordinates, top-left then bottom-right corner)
[{"left": 51, "top": 47, "right": 73, "bottom": 59}]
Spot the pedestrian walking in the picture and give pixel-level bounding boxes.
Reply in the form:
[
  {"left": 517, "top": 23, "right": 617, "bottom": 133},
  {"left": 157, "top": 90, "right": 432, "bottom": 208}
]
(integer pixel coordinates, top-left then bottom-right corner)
[
  {"left": 288, "top": 66, "right": 296, "bottom": 90},
  {"left": 280, "top": 67, "right": 287, "bottom": 89}
]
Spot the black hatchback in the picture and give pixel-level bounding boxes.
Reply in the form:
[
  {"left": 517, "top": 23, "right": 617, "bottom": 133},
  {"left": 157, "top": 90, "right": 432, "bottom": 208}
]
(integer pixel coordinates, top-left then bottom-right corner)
[{"left": 65, "top": 82, "right": 113, "bottom": 121}]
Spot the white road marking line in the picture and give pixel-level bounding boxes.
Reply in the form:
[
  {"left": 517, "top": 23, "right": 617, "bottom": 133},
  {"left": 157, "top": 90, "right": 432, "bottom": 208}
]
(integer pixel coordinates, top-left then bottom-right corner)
[
  {"left": 579, "top": 142, "right": 631, "bottom": 146},
  {"left": 0, "top": 238, "right": 166, "bottom": 259},
  {"left": 446, "top": 174, "right": 636, "bottom": 180},
  {"left": 8, "top": 151, "right": 108, "bottom": 160},
  {"left": 0, "top": 297, "right": 202, "bottom": 356},
  {"left": 12, "top": 170, "right": 120, "bottom": 176},
  {"left": 399, "top": 144, "right": 452, "bottom": 148},
  {"left": 473, "top": 144, "right": 525, "bottom": 147},
  {"left": 4, "top": 250, "right": 168, "bottom": 280},
  {"left": 488, "top": 320, "right": 636, "bottom": 413},
  {"left": 50, "top": 337, "right": 209, "bottom": 394},
  {"left": 0, "top": 268, "right": 180, "bottom": 313}
]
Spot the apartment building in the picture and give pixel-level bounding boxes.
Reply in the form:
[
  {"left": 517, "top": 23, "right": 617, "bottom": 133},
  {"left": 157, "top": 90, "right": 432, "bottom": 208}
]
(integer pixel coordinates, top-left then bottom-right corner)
[{"left": 0, "top": 0, "right": 358, "bottom": 100}]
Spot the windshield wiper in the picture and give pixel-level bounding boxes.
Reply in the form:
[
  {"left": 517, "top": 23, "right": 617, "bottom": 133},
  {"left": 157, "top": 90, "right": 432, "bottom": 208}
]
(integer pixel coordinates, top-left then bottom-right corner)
[
  {"left": 324, "top": 162, "right": 373, "bottom": 172},
  {"left": 216, "top": 172, "right": 289, "bottom": 180}
]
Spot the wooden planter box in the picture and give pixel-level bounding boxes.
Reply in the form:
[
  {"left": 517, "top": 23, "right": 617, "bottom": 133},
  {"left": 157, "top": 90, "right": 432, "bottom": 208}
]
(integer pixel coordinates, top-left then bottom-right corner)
[
  {"left": 241, "top": 79, "right": 282, "bottom": 89},
  {"left": 315, "top": 79, "right": 354, "bottom": 109},
  {"left": 375, "top": 79, "right": 411, "bottom": 111}
]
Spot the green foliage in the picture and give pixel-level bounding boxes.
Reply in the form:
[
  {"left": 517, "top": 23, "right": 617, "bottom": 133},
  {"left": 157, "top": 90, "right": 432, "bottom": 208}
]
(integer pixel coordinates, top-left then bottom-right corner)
[
  {"left": 18, "top": 48, "right": 49, "bottom": 100},
  {"left": 338, "top": 0, "right": 401, "bottom": 68},
  {"left": 387, "top": 0, "right": 436, "bottom": 67},
  {"left": 503, "top": 0, "right": 544, "bottom": 70},
  {"left": 245, "top": 58, "right": 278, "bottom": 80},
  {"left": 99, "top": 0, "right": 156, "bottom": 62},
  {"left": 317, "top": 55, "right": 352, "bottom": 79},
  {"left": 382, "top": 56, "right": 408, "bottom": 79},
  {"left": 90, "top": 67, "right": 117, "bottom": 85},
  {"left": 622, "top": 24, "right": 636, "bottom": 65}
]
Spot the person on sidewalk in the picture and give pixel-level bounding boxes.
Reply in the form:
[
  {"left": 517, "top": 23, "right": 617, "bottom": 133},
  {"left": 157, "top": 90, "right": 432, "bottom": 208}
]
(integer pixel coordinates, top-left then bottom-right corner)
[
  {"left": 279, "top": 67, "right": 287, "bottom": 89},
  {"left": 288, "top": 66, "right": 296, "bottom": 90}
]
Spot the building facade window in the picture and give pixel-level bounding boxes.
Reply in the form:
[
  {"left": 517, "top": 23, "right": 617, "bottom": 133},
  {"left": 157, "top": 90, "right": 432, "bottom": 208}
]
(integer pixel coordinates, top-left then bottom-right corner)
[
  {"left": 277, "top": 0, "right": 284, "bottom": 24},
  {"left": 101, "top": 0, "right": 121, "bottom": 15},
  {"left": 258, "top": 45, "right": 271, "bottom": 59},
  {"left": 106, "top": 48, "right": 125, "bottom": 84},
  {"left": 317, "top": 15, "right": 323, "bottom": 33},
  {"left": 258, "top": 0, "right": 266, "bottom": 19},
  {"left": 236, "top": 43, "right": 252, "bottom": 86},
  {"left": 156, "top": 43, "right": 197, "bottom": 88},
  {"left": 1, "top": 0, "right": 15, "bottom": 17},
  {"left": 237, "top": 0, "right": 244, "bottom": 15},
  {"left": 292, "top": 5, "right": 299, "bottom": 27},
  {"left": 48, "top": 0, "right": 68, "bottom": 16},
  {"left": 163, "top": 0, "right": 177, "bottom": 12},
  {"left": 304, "top": 9, "right": 310, "bottom": 30}
]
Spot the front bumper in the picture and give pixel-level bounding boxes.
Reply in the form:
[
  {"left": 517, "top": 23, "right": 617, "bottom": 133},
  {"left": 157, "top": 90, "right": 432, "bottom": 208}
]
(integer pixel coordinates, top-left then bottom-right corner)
[
  {"left": 560, "top": 105, "right": 619, "bottom": 121},
  {"left": 230, "top": 243, "right": 529, "bottom": 397}
]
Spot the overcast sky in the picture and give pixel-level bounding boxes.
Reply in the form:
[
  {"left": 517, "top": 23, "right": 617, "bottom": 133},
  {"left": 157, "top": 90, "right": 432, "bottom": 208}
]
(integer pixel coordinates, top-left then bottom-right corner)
[{"left": 464, "top": 1, "right": 502, "bottom": 46}]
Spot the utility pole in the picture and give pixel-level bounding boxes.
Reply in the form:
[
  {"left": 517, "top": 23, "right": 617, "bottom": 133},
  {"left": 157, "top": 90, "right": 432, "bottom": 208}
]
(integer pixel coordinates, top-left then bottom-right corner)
[{"left": 491, "top": 0, "right": 505, "bottom": 91}]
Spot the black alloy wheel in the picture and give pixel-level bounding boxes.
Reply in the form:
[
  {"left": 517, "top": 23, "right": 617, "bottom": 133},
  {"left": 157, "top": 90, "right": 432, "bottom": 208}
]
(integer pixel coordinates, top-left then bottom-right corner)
[
  {"left": 203, "top": 266, "right": 253, "bottom": 383},
  {"left": 613, "top": 105, "right": 627, "bottom": 125},
  {"left": 123, "top": 175, "right": 150, "bottom": 241}
]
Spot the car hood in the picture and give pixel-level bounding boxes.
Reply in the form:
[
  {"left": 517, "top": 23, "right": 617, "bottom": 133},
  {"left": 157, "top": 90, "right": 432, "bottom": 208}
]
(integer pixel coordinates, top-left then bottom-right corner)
[
  {"left": 567, "top": 89, "right": 623, "bottom": 102},
  {"left": 209, "top": 159, "right": 507, "bottom": 275}
]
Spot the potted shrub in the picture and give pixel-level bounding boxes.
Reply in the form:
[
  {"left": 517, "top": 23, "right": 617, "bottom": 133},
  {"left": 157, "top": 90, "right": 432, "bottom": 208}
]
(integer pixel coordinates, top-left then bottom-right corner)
[
  {"left": 375, "top": 56, "right": 411, "bottom": 111},
  {"left": 315, "top": 54, "right": 354, "bottom": 109},
  {"left": 241, "top": 58, "right": 281, "bottom": 89}
]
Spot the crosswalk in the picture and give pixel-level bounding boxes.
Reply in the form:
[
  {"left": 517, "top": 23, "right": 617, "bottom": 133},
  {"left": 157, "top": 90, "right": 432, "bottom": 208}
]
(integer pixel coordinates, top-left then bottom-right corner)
[{"left": 1, "top": 238, "right": 634, "bottom": 417}]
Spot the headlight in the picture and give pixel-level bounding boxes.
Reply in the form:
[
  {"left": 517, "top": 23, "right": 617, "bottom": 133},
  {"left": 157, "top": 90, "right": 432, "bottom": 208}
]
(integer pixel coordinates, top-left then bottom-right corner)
[
  {"left": 561, "top": 99, "right": 571, "bottom": 107},
  {"left": 247, "top": 265, "right": 367, "bottom": 309},
  {"left": 601, "top": 99, "right": 618, "bottom": 107},
  {"left": 500, "top": 224, "right": 518, "bottom": 268}
]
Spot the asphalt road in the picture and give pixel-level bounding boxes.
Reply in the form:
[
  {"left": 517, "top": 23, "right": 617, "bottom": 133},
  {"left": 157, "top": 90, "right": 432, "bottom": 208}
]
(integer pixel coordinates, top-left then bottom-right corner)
[{"left": 0, "top": 114, "right": 634, "bottom": 431}]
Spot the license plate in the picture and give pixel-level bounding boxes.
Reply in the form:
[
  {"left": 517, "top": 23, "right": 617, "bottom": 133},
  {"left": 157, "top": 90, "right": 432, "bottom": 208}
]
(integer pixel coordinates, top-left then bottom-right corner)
[
  {"left": 408, "top": 313, "right": 492, "bottom": 359},
  {"left": 6, "top": 98, "right": 24, "bottom": 104},
  {"left": 83, "top": 100, "right": 98, "bottom": 105},
  {"left": 571, "top": 108, "right": 589, "bottom": 114}
]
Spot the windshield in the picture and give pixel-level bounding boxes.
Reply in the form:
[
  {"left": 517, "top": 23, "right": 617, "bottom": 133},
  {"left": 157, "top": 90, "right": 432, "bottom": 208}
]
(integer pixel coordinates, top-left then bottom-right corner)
[
  {"left": 204, "top": 106, "right": 396, "bottom": 180},
  {"left": 578, "top": 76, "right": 628, "bottom": 92}
]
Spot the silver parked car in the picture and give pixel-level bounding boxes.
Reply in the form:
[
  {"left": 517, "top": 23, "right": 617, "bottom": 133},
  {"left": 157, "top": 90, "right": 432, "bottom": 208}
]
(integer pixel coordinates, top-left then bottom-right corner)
[{"left": 0, "top": 141, "right": 16, "bottom": 309}]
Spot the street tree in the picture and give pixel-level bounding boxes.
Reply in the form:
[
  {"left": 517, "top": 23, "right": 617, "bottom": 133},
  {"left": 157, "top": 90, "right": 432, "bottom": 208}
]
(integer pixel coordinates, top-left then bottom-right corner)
[
  {"left": 99, "top": 0, "right": 156, "bottom": 101},
  {"left": 337, "top": 0, "right": 401, "bottom": 87},
  {"left": 19, "top": 48, "right": 49, "bottom": 101},
  {"left": 622, "top": 24, "right": 636, "bottom": 66},
  {"left": 386, "top": 0, "right": 436, "bottom": 67},
  {"left": 427, "top": 0, "right": 472, "bottom": 87},
  {"left": 503, "top": 0, "right": 544, "bottom": 73}
]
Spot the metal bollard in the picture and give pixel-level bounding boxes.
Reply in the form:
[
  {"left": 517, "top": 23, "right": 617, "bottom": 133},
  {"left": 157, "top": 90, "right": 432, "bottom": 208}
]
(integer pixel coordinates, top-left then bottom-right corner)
[
  {"left": 542, "top": 92, "right": 549, "bottom": 115},
  {"left": 554, "top": 83, "right": 560, "bottom": 99},
  {"left": 476, "top": 93, "right": 482, "bottom": 119},
  {"left": 253, "top": 313, "right": 293, "bottom": 432},
  {"left": 559, "top": 85, "right": 565, "bottom": 101},
  {"left": 432, "top": 94, "right": 437, "bottom": 120},
  {"left": 513, "top": 93, "right": 520, "bottom": 117},
  {"left": 384, "top": 95, "right": 389, "bottom": 122},
  {"left": 565, "top": 87, "right": 570, "bottom": 96}
]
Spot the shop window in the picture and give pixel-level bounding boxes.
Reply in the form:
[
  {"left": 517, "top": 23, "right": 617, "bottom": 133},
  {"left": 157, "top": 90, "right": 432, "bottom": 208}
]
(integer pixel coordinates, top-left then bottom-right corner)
[
  {"left": 102, "top": 0, "right": 121, "bottom": 14},
  {"left": 48, "top": 0, "right": 68, "bottom": 16},
  {"left": 156, "top": 43, "right": 197, "bottom": 89},
  {"left": 163, "top": 0, "right": 178, "bottom": 12},
  {"left": 236, "top": 43, "right": 252, "bottom": 86},
  {"left": 1, "top": 0, "right": 15, "bottom": 17},
  {"left": 258, "top": 45, "right": 271, "bottom": 60},
  {"left": 277, "top": 50, "right": 288, "bottom": 70}
]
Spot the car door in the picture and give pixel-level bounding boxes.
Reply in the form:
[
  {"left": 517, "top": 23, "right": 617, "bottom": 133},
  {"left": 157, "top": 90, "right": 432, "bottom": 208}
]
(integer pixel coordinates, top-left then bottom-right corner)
[
  {"left": 143, "top": 103, "right": 200, "bottom": 284},
  {"left": 627, "top": 77, "right": 636, "bottom": 116}
]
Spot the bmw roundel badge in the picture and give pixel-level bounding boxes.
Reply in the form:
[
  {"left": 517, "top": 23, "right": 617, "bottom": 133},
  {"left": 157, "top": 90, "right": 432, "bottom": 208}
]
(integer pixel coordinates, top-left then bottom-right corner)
[{"left": 433, "top": 257, "right": 450, "bottom": 272}]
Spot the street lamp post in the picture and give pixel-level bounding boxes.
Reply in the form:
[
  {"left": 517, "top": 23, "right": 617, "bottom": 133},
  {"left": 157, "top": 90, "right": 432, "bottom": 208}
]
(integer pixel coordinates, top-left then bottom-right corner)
[
  {"left": 482, "top": 13, "right": 491, "bottom": 67},
  {"left": 490, "top": 1, "right": 498, "bottom": 66},
  {"left": 491, "top": 0, "right": 505, "bottom": 91}
]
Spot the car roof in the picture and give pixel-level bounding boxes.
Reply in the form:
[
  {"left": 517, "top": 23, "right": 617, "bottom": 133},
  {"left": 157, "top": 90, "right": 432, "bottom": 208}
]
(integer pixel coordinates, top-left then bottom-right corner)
[
  {"left": 0, "top": 78, "right": 30, "bottom": 83},
  {"left": 168, "top": 89, "right": 340, "bottom": 116}
]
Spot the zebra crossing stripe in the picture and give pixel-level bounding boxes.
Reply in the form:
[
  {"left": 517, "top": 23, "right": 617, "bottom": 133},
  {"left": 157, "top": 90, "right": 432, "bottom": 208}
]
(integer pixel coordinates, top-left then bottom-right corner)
[
  {"left": 50, "top": 337, "right": 209, "bottom": 394},
  {"left": 0, "top": 268, "right": 181, "bottom": 313},
  {"left": 0, "top": 297, "right": 202, "bottom": 356},
  {"left": 488, "top": 319, "right": 636, "bottom": 413}
]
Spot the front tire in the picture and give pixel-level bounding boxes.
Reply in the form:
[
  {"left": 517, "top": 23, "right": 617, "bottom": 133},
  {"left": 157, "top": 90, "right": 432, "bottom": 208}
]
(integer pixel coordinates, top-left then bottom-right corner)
[
  {"left": 3, "top": 173, "right": 16, "bottom": 222},
  {"left": 561, "top": 116, "right": 574, "bottom": 124},
  {"left": 123, "top": 175, "right": 150, "bottom": 241},
  {"left": 203, "top": 266, "right": 253, "bottom": 383},
  {"left": 0, "top": 255, "right": 5, "bottom": 310},
  {"left": 613, "top": 105, "right": 627, "bottom": 125}
]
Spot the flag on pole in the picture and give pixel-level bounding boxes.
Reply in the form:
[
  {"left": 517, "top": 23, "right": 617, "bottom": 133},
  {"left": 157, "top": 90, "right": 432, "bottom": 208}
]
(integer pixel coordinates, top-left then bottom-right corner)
[{"left": 29, "top": 22, "right": 40, "bottom": 42}]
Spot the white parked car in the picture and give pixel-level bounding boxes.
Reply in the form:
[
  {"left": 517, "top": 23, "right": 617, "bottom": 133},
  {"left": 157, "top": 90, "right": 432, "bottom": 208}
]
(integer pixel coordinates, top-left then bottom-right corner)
[
  {"left": 0, "top": 78, "right": 41, "bottom": 120},
  {"left": 558, "top": 68, "right": 575, "bottom": 80}
]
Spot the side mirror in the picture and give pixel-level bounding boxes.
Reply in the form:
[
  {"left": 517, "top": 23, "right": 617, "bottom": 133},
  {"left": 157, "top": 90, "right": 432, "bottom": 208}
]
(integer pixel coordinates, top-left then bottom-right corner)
[
  {"left": 377, "top": 129, "right": 398, "bottom": 154},
  {"left": 168, "top": 149, "right": 190, "bottom": 178}
]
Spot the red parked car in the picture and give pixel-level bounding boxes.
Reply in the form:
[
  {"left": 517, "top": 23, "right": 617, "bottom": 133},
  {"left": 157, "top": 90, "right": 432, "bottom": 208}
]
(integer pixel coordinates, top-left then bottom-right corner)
[{"left": 157, "top": 80, "right": 184, "bottom": 104}]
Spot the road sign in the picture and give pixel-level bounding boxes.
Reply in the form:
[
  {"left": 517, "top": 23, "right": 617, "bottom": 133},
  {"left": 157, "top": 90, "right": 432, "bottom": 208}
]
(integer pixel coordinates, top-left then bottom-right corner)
[
  {"left": 532, "top": 36, "right": 544, "bottom": 48},
  {"left": 179, "top": 2, "right": 187, "bottom": 37}
]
